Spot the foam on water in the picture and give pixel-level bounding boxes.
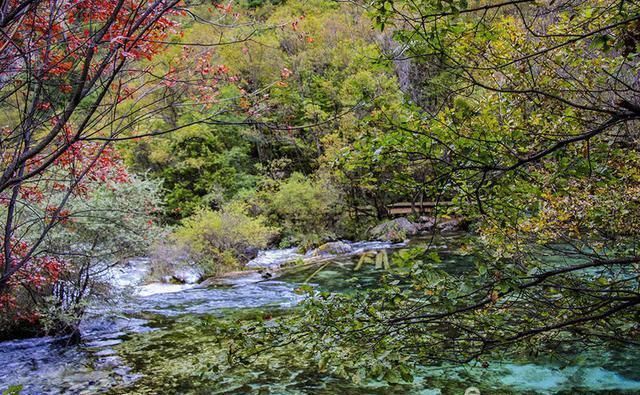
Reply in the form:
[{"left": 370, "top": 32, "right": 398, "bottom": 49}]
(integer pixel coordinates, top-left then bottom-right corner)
[
  {"left": 246, "top": 247, "right": 305, "bottom": 269},
  {"left": 137, "top": 282, "right": 195, "bottom": 297},
  {"left": 246, "top": 240, "right": 407, "bottom": 270},
  {"left": 105, "top": 257, "right": 150, "bottom": 289}
]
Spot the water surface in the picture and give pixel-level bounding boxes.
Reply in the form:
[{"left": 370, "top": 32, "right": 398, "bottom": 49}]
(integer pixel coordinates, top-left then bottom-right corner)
[{"left": 1, "top": 237, "right": 639, "bottom": 394}]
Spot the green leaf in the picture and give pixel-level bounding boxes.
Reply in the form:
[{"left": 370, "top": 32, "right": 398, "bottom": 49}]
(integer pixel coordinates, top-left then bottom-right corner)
[{"left": 3, "top": 385, "right": 23, "bottom": 395}]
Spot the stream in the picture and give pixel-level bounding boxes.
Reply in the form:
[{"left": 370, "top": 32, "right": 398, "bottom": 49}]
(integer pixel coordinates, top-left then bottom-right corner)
[{"left": 1, "top": 236, "right": 639, "bottom": 394}]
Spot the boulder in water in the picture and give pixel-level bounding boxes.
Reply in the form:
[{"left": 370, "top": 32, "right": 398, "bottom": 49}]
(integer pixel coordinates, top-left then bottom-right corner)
[
  {"left": 259, "top": 269, "right": 274, "bottom": 279},
  {"left": 416, "top": 216, "right": 436, "bottom": 232},
  {"left": 240, "top": 246, "right": 260, "bottom": 261},
  {"left": 369, "top": 217, "right": 418, "bottom": 242},
  {"left": 308, "top": 241, "right": 354, "bottom": 256},
  {"left": 172, "top": 267, "right": 203, "bottom": 284},
  {"left": 437, "top": 217, "right": 465, "bottom": 233}
]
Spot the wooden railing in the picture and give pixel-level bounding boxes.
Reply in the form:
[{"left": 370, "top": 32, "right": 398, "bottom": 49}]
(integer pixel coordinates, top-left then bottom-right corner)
[{"left": 386, "top": 201, "right": 453, "bottom": 216}]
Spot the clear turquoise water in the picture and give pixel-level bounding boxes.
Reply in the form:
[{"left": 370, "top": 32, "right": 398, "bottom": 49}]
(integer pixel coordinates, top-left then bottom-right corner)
[{"left": 1, "top": 237, "right": 639, "bottom": 394}]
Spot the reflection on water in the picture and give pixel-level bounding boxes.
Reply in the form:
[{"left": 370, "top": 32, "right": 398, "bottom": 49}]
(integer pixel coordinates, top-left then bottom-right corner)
[{"left": 1, "top": 236, "right": 639, "bottom": 394}]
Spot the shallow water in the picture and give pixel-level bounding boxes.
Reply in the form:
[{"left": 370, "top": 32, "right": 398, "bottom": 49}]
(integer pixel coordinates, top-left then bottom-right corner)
[{"left": 1, "top": 237, "right": 639, "bottom": 394}]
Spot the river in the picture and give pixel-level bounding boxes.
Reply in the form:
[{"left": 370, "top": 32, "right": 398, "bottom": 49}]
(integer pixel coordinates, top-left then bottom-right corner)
[{"left": 1, "top": 236, "right": 639, "bottom": 394}]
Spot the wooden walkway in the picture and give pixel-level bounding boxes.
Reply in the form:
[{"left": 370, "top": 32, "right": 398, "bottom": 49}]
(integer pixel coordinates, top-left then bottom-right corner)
[{"left": 386, "top": 201, "right": 453, "bottom": 216}]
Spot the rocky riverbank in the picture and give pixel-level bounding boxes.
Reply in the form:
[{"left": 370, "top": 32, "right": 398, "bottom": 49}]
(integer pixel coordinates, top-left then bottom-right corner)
[{"left": 112, "top": 216, "right": 464, "bottom": 294}]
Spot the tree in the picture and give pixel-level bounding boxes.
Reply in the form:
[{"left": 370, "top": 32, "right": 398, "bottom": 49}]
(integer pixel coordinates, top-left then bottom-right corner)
[
  {"left": 0, "top": 0, "right": 176, "bottom": 291},
  {"left": 225, "top": 0, "right": 640, "bottom": 379},
  {"left": 0, "top": 0, "right": 248, "bottom": 334},
  {"left": 365, "top": 0, "right": 640, "bottom": 340}
]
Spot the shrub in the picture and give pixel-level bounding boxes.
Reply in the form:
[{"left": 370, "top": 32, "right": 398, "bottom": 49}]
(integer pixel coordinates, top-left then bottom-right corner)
[
  {"left": 254, "top": 173, "right": 344, "bottom": 249},
  {"left": 171, "top": 203, "right": 278, "bottom": 276}
]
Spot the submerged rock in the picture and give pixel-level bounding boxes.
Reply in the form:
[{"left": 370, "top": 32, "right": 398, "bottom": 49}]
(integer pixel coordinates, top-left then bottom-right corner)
[{"left": 369, "top": 217, "right": 419, "bottom": 242}]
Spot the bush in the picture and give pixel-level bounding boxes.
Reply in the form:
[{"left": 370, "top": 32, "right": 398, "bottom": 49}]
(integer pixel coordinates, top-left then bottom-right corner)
[
  {"left": 250, "top": 173, "right": 344, "bottom": 249},
  {"left": 170, "top": 203, "right": 278, "bottom": 276}
]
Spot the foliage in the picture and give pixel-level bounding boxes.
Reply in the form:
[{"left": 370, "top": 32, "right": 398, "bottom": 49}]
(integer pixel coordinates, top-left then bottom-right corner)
[
  {"left": 171, "top": 203, "right": 278, "bottom": 276},
  {"left": 222, "top": 0, "right": 640, "bottom": 381},
  {"left": 245, "top": 0, "right": 284, "bottom": 8},
  {"left": 3, "top": 0, "right": 640, "bottom": 389},
  {"left": 0, "top": 0, "right": 181, "bottom": 283},
  {"left": 0, "top": 175, "right": 163, "bottom": 338},
  {"left": 2, "top": 385, "right": 23, "bottom": 395},
  {"left": 122, "top": 0, "right": 421, "bottom": 236},
  {"left": 0, "top": 0, "right": 250, "bottom": 337},
  {"left": 127, "top": 121, "right": 258, "bottom": 220},
  {"left": 244, "top": 173, "right": 344, "bottom": 248},
  {"left": 211, "top": 244, "right": 639, "bottom": 386}
]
